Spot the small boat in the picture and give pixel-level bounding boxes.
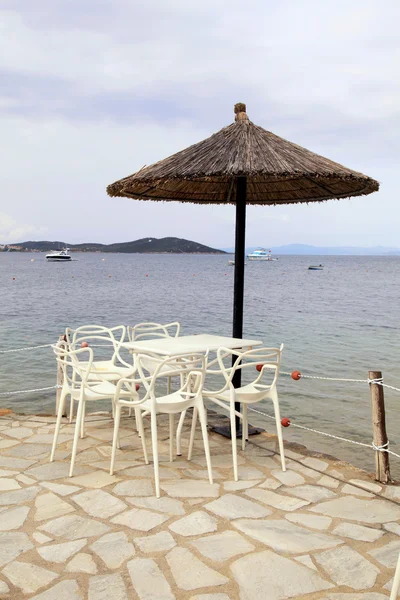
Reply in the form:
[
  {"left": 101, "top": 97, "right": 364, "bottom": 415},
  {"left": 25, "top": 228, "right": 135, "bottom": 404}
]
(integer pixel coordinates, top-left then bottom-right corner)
[
  {"left": 46, "top": 248, "right": 71, "bottom": 262},
  {"left": 247, "top": 248, "right": 278, "bottom": 261},
  {"left": 228, "top": 259, "right": 247, "bottom": 266},
  {"left": 308, "top": 264, "right": 324, "bottom": 270}
]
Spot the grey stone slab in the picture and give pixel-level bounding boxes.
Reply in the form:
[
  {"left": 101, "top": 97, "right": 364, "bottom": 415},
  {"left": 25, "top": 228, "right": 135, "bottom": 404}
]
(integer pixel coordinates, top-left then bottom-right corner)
[
  {"left": 236, "top": 466, "right": 266, "bottom": 480},
  {"left": 2, "top": 560, "right": 58, "bottom": 594},
  {"left": 286, "top": 461, "right": 321, "bottom": 479},
  {"left": 3, "top": 426, "right": 33, "bottom": 439},
  {"left": 190, "top": 596, "right": 230, "bottom": 600},
  {"left": 285, "top": 513, "right": 332, "bottom": 530},
  {"left": 258, "top": 478, "right": 282, "bottom": 490},
  {"left": 231, "top": 550, "right": 333, "bottom": 600},
  {"left": 0, "top": 580, "right": 9, "bottom": 594},
  {"left": 301, "top": 457, "right": 329, "bottom": 471},
  {"left": 233, "top": 519, "right": 342, "bottom": 553},
  {"left": 39, "top": 515, "right": 111, "bottom": 540},
  {"left": 205, "top": 493, "right": 271, "bottom": 519},
  {"left": 314, "top": 546, "right": 380, "bottom": 590},
  {"left": 4, "top": 443, "right": 50, "bottom": 457},
  {"left": 0, "top": 532, "right": 33, "bottom": 567},
  {"left": 0, "top": 468, "right": 19, "bottom": 477},
  {"left": 284, "top": 485, "right": 336, "bottom": 502},
  {"left": 0, "top": 477, "right": 20, "bottom": 491},
  {"left": 332, "top": 522, "right": 384, "bottom": 542},
  {"left": 383, "top": 486, "right": 400, "bottom": 501},
  {"left": 37, "top": 539, "right": 87, "bottom": 563},
  {"left": 16, "top": 474, "right": 36, "bottom": 484},
  {"left": 166, "top": 547, "right": 228, "bottom": 590},
  {"left": 368, "top": 539, "right": 400, "bottom": 568},
  {"left": 193, "top": 453, "right": 245, "bottom": 468},
  {"left": 342, "top": 484, "right": 374, "bottom": 498},
  {"left": 111, "top": 508, "right": 170, "bottom": 531},
  {"left": 35, "top": 492, "right": 75, "bottom": 521},
  {"left": 0, "top": 506, "right": 30, "bottom": 530},
  {"left": 127, "top": 496, "right": 185, "bottom": 515},
  {"left": 0, "top": 485, "right": 40, "bottom": 506},
  {"left": 169, "top": 511, "right": 217, "bottom": 536},
  {"left": 191, "top": 530, "right": 254, "bottom": 562},
  {"left": 72, "top": 489, "right": 127, "bottom": 518},
  {"left": 26, "top": 462, "right": 88, "bottom": 481},
  {"left": 88, "top": 574, "right": 128, "bottom": 600},
  {"left": 0, "top": 456, "right": 37, "bottom": 469},
  {"left": 245, "top": 488, "right": 310, "bottom": 511},
  {"left": 310, "top": 496, "right": 400, "bottom": 523},
  {"left": 70, "top": 471, "right": 120, "bottom": 488},
  {"left": 317, "top": 475, "right": 340, "bottom": 489},
  {"left": 135, "top": 531, "right": 176, "bottom": 553},
  {"left": 40, "top": 481, "right": 81, "bottom": 496},
  {"left": 127, "top": 557, "right": 175, "bottom": 600},
  {"left": 348, "top": 479, "right": 382, "bottom": 493},
  {"left": 271, "top": 469, "right": 305, "bottom": 486},
  {"left": 112, "top": 479, "right": 154, "bottom": 497},
  {"left": 66, "top": 552, "right": 98, "bottom": 574},
  {"left": 384, "top": 522, "right": 400, "bottom": 536},
  {"left": 223, "top": 480, "right": 261, "bottom": 491},
  {"left": 294, "top": 554, "right": 317, "bottom": 571},
  {"left": 28, "top": 434, "right": 72, "bottom": 444},
  {"left": 90, "top": 532, "right": 135, "bottom": 568},
  {"left": 326, "top": 594, "right": 389, "bottom": 600},
  {"left": 30, "top": 580, "right": 83, "bottom": 600},
  {"left": 123, "top": 464, "right": 181, "bottom": 479},
  {"left": 161, "top": 479, "right": 220, "bottom": 498}
]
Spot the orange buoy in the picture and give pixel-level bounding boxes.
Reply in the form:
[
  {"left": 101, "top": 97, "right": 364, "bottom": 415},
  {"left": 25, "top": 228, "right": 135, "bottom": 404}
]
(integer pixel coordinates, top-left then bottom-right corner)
[
  {"left": 291, "top": 370, "right": 301, "bottom": 380},
  {"left": 281, "top": 417, "right": 291, "bottom": 427},
  {"left": 12, "top": 277, "right": 15, "bottom": 280},
  {"left": 135, "top": 384, "right": 140, "bottom": 391},
  {"left": 256, "top": 364, "right": 264, "bottom": 372},
  {"left": 146, "top": 274, "right": 148, "bottom": 277},
  {"left": 81, "top": 342, "right": 89, "bottom": 348}
]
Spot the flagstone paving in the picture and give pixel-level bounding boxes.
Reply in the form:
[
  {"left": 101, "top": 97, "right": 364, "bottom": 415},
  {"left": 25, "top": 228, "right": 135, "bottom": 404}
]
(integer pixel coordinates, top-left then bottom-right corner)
[{"left": 1, "top": 412, "right": 400, "bottom": 599}]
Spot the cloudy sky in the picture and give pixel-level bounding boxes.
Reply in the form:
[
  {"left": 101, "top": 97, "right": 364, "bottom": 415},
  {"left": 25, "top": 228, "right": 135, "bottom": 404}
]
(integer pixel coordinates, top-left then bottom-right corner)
[{"left": 0, "top": 0, "right": 399, "bottom": 248}]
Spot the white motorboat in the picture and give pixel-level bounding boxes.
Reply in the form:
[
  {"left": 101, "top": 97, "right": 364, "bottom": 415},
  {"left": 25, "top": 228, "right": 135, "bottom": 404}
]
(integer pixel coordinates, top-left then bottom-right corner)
[
  {"left": 46, "top": 248, "right": 71, "bottom": 262},
  {"left": 247, "top": 248, "right": 278, "bottom": 261}
]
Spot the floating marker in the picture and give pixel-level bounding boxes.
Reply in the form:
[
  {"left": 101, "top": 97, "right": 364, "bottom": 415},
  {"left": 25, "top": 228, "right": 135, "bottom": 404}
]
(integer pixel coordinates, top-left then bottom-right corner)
[
  {"left": 291, "top": 370, "right": 301, "bottom": 380},
  {"left": 281, "top": 418, "right": 291, "bottom": 427}
]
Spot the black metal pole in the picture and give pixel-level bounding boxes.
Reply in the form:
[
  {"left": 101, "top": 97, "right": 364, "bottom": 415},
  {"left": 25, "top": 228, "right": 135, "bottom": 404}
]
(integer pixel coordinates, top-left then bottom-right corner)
[{"left": 232, "top": 176, "right": 247, "bottom": 431}]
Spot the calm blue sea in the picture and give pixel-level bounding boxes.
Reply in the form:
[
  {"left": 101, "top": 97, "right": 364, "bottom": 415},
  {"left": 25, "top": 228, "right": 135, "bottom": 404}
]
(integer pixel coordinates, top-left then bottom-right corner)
[{"left": 1, "top": 251, "right": 400, "bottom": 475}]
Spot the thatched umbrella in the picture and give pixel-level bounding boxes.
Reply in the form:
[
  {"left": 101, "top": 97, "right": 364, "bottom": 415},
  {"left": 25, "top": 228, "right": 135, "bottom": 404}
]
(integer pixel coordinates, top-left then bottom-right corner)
[{"left": 107, "top": 103, "right": 379, "bottom": 431}]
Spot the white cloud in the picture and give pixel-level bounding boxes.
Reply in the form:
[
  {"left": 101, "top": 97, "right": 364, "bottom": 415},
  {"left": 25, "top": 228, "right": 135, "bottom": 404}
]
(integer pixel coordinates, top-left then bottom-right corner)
[{"left": 0, "top": 213, "right": 47, "bottom": 243}]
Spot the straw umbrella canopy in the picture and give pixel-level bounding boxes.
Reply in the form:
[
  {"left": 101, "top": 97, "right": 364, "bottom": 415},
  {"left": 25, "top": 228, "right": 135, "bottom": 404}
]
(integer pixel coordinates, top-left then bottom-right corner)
[
  {"left": 107, "top": 103, "right": 379, "bottom": 429},
  {"left": 107, "top": 102, "right": 379, "bottom": 336}
]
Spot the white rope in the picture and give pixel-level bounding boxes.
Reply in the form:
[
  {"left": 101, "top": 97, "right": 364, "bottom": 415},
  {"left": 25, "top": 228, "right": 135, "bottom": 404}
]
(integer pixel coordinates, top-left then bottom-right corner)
[
  {"left": 247, "top": 406, "right": 400, "bottom": 459},
  {"left": 0, "top": 385, "right": 60, "bottom": 396},
  {"left": 0, "top": 343, "right": 53, "bottom": 354},
  {"left": 280, "top": 370, "right": 367, "bottom": 383}
]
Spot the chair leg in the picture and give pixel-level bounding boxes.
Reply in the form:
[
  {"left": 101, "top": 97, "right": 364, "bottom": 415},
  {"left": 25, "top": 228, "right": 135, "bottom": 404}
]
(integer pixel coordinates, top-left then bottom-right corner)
[
  {"left": 167, "top": 376, "right": 171, "bottom": 394},
  {"left": 69, "top": 396, "right": 74, "bottom": 423},
  {"left": 188, "top": 408, "right": 198, "bottom": 461},
  {"left": 110, "top": 403, "right": 122, "bottom": 476},
  {"left": 390, "top": 551, "right": 400, "bottom": 600},
  {"left": 230, "top": 401, "right": 238, "bottom": 481},
  {"left": 80, "top": 402, "right": 86, "bottom": 439},
  {"left": 169, "top": 414, "right": 174, "bottom": 462},
  {"left": 242, "top": 404, "right": 247, "bottom": 451},
  {"left": 176, "top": 410, "right": 186, "bottom": 456},
  {"left": 137, "top": 410, "right": 149, "bottom": 464},
  {"left": 50, "top": 389, "right": 67, "bottom": 462},
  {"left": 134, "top": 407, "right": 140, "bottom": 433},
  {"left": 271, "top": 391, "right": 286, "bottom": 472},
  {"left": 197, "top": 403, "right": 213, "bottom": 484},
  {"left": 69, "top": 399, "right": 84, "bottom": 477},
  {"left": 151, "top": 410, "right": 160, "bottom": 498}
]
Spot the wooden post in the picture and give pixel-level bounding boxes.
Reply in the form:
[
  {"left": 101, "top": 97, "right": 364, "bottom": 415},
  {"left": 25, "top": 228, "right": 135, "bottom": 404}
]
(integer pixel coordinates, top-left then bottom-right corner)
[
  {"left": 55, "top": 335, "right": 67, "bottom": 417},
  {"left": 369, "top": 370, "right": 391, "bottom": 483}
]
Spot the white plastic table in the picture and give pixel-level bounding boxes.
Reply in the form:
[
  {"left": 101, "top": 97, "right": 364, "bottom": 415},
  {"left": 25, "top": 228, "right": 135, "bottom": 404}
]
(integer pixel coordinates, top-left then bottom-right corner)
[{"left": 122, "top": 334, "right": 263, "bottom": 356}]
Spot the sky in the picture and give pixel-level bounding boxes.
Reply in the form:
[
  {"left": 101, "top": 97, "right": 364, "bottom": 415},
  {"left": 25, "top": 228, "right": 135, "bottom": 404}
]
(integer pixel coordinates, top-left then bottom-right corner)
[{"left": 0, "top": 0, "right": 399, "bottom": 248}]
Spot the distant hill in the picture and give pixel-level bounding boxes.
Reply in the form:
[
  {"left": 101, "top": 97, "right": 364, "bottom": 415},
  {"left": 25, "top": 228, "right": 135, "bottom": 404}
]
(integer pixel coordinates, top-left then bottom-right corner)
[
  {"left": 222, "top": 244, "right": 400, "bottom": 256},
  {"left": 9, "top": 237, "right": 225, "bottom": 254}
]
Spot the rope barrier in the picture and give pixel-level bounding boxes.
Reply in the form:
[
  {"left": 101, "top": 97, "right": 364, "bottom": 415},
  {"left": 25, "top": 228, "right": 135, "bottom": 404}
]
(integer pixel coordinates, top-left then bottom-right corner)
[
  {"left": 0, "top": 343, "right": 53, "bottom": 354},
  {"left": 247, "top": 406, "right": 400, "bottom": 459},
  {"left": 0, "top": 385, "right": 59, "bottom": 396}
]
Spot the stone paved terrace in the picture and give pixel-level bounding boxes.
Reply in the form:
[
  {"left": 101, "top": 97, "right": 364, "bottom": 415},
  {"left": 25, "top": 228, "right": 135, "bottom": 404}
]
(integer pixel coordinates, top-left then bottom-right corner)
[{"left": 1, "top": 411, "right": 400, "bottom": 599}]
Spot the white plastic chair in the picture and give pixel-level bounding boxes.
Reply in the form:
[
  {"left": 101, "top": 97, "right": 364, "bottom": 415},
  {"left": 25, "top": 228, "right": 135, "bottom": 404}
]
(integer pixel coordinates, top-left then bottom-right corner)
[
  {"left": 110, "top": 353, "right": 212, "bottom": 498},
  {"left": 391, "top": 552, "right": 400, "bottom": 599},
  {"left": 66, "top": 325, "right": 134, "bottom": 422},
  {"left": 201, "top": 345, "right": 286, "bottom": 481},
  {"left": 128, "top": 321, "right": 180, "bottom": 342},
  {"left": 51, "top": 343, "right": 140, "bottom": 477}
]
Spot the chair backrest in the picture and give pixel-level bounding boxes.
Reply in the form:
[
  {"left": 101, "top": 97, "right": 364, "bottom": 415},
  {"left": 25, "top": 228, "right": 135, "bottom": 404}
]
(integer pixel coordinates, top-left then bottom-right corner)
[
  {"left": 216, "top": 344, "right": 284, "bottom": 391},
  {"left": 65, "top": 325, "right": 129, "bottom": 366},
  {"left": 128, "top": 322, "right": 180, "bottom": 342},
  {"left": 52, "top": 342, "right": 94, "bottom": 392},
  {"left": 136, "top": 352, "right": 206, "bottom": 406}
]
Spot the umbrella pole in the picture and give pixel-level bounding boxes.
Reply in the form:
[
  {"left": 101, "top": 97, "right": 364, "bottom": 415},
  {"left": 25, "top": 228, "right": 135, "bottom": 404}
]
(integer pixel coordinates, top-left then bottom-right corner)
[
  {"left": 212, "top": 177, "right": 263, "bottom": 439},
  {"left": 232, "top": 176, "right": 246, "bottom": 431}
]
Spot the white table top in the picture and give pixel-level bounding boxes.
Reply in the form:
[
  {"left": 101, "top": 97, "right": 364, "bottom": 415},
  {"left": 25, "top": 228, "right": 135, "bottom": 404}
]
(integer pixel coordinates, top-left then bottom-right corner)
[{"left": 122, "top": 334, "right": 263, "bottom": 356}]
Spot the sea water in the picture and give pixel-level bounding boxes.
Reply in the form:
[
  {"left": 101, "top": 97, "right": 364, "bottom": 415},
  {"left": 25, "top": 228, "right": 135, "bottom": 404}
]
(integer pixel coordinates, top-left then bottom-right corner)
[{"left": 1, "top": 252, "right": 400, "bottom": 476}]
